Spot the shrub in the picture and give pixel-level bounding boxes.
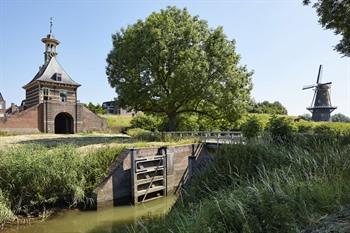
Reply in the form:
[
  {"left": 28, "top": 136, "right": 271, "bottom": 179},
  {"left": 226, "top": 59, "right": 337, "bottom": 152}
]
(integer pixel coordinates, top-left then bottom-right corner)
[
  {"left": 126, "top": 128, "right": 160, "bottom": 141},
  {"left": 176, "top": 114, "right": 200, "bottom": 131},
  {"left": 130, "top": 114, "right": 161, "bottom": 131},
  {"left": 331, "top": 113, "right": 350, "bottom": 122},
  {"left": 267, "top": 116, "right": 296, "bottom": 143},
  {"left": 241, "top": 116, "right": 263, "bottom": 139},
  {"left": 314, "top": 124, "right": 336, "bottom": 136}
]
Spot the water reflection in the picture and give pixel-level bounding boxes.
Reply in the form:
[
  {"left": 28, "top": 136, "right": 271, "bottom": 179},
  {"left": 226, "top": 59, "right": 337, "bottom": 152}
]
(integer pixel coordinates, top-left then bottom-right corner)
[{"left": 4, "top": 196, "right": 176, "bottom": 233}]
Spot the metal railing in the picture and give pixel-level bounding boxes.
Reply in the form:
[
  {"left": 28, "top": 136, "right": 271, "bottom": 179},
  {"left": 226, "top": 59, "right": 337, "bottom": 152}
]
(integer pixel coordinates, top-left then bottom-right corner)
[{"left": 162, "top": 131, "right": 244, "bottom": 145}]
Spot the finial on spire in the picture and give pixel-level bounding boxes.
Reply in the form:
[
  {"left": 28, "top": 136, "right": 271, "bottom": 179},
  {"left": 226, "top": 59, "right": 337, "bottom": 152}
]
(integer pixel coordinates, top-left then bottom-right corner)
[{"left": 50, "top": 17, "right": 53, "bottom": 34}]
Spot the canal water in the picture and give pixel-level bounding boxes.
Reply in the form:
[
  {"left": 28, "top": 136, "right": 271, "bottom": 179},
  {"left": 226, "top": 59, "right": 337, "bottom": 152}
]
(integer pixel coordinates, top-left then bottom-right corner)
[{"left": 3, "top": 196, "right": 177, "bottom": 233}]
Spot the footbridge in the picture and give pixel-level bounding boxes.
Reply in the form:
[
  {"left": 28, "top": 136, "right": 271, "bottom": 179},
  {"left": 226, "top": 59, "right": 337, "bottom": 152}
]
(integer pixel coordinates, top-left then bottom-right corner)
[{"left": 162, "top": 131, "right": 244, "bottom": 147}]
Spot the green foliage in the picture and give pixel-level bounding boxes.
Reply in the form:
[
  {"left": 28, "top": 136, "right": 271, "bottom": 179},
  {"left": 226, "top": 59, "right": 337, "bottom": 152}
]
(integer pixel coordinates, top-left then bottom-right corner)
[
  {"left": 0, "top": 145, "right": 85, "bottom": 213},
  {"left": 0, "top": 144, "right": 124, "bottom": 220},
  {"left": 84, "top": 102, "right": 107, "bottom": 114},
  {"left": 126, "top": 128, "right": 160, "bottom": 141},
  {"left": 100, "top": 114, "right": 133, "bottom": 133},
  {"left": 0, "top": 191, "right": 14, "bottom": 226},
  {"left": 241, "top": 116, "right": 264, "bottom": 139},
  {"left": 106, "top": 6, "right": 252, "bottom": 131},
  {"left": 0, "top": 131, "right": 14, "bottom": 137},
  {"left": 303, "top": 0, "right": 350, "bottom": 56},
  {"left": 298, "top": 113, "right": 311, "bottom": 121},
  {"left": 267, "top": 116, "right": 296, "bottom": 143},
  {"left": 121, "top": 140, "right": 350, "bottom": 233},
  {"left": 82, "top": 146, "right": 125, "bottom": 194},
  {"left": 331, "top": 113, "right": 350, "bottom": 122},
  {"left": 130, "top": 114, "right": 162, "bottom": 131},
  {"left": 249, "top": 100, "right": 288, "bottom": 115},
  {"left": 294, "top": 120, "right": 350, "bottom": 135}
]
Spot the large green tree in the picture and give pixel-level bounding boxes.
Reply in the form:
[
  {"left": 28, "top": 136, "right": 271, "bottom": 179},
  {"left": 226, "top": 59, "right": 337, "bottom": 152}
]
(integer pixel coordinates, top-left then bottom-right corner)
[
  {"left": 106, "top": 7, "right": 252, "bottom": 131},
  {"left": 248, "top": 100, "right": 288, "bottom": 115},
  {"left": 304, "top": 0, "right": 350, "bottom": 56}
]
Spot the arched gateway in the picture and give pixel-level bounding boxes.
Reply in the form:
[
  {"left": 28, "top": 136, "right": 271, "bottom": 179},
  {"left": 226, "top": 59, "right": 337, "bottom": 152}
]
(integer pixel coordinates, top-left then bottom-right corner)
[{"left": 54, "top": 112, "right": 74, "bottom": 134}]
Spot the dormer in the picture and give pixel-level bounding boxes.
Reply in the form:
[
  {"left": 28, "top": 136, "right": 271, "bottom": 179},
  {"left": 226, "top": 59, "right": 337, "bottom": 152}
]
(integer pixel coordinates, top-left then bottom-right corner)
[{"left": 52, "top": 73, "right": 62, "bottom": 82}]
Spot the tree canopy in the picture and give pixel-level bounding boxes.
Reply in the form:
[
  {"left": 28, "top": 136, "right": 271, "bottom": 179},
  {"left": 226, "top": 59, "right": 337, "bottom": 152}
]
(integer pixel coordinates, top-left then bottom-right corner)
[
  {"left": 106, "top": 7, "right": 252, "bottom": 131},
  {"left": 248, "top": 100, "right": 288, "bottom": 115},
  {"left": 331, "top": 113, "right": 350, "bottom": 122},
  {"left": 84, "top": 102, "right": 107, "bottom": 114},
  {"left": 303, "top": 0, "right": 350, "bottom": 56}
]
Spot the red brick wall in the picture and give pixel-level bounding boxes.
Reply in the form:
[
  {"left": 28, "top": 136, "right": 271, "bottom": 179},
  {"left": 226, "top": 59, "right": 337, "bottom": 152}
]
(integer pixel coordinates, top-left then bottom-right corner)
[
  {"left": 0, "top": 103, "right": 107, "bottom": 133},
  {"left": 79, "top": 105, "right": 107, "bottom": 132},
  {"left": 0, "top": 105, "right": 40, "bottom": 133}
]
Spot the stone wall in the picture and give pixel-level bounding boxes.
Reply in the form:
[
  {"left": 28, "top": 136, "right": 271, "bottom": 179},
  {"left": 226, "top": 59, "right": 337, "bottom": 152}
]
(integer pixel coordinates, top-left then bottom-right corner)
[
  {"left": 93, "top": 144, "right": 210, "bottom": 209},
  {"left": 43, "top": 101, "right": 78, "bottom": 133},
  {"left": 0, "top": 105, "right": 40, "bottom": 133},
  {"left": 0, "top": 102, "right": 107, "bottom": 133},
  {"left": 79, "top": 105, "right": 108, "bottom": 132}
]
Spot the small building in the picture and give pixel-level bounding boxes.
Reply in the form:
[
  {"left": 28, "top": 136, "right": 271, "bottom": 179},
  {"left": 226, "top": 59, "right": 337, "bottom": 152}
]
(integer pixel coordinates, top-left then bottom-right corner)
[
  {"left": 0, "top": 27, "right": 107, "bottom": 134},
  {"left": 102, "top": 101, "right": 135, "bottom": 115}
]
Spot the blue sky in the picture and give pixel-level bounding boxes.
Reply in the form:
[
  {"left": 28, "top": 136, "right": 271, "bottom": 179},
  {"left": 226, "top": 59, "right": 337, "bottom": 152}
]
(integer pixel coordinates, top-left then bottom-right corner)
[{"left": 0, "top": 0, "right": 349, "bottom": 116}]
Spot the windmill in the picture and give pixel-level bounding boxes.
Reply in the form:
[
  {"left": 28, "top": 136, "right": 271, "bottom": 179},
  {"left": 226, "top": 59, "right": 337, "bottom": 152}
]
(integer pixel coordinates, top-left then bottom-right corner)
[{"left": 302, "top": 65, "right": 336, "bottom": 121}]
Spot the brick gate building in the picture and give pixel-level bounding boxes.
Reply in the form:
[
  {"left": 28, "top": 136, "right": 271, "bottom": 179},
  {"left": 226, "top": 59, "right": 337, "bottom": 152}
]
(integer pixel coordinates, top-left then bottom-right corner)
[{"left": 0, "top": 28, "right": 107, "bottom": 134}]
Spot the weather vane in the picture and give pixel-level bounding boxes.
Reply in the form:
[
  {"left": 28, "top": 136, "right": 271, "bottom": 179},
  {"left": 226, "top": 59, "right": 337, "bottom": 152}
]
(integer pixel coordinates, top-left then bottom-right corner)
[{"left": 50, "top": 17, "right": 53, "bottom": 34}]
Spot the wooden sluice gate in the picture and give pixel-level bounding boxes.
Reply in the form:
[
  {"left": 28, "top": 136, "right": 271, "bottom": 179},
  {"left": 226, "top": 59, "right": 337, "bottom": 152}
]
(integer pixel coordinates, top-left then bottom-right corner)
[
  {"left": 94, "top": 144, "right": 214, "bottom": 208},
  {"left": 131, "top": 148, "right": 170, "bottom": 204}
]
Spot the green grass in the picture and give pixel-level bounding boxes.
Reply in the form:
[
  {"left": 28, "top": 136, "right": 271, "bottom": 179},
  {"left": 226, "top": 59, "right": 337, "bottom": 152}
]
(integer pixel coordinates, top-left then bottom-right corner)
[
  {"left": 100, "top": 114, "right": 133, "bottom": 130},
  {"left": 0, "top": 143, "right": 125, "bottom": 224},
  {"left": 295, "top": 120, "right": 350, "bottom": 134},
  {"left": 0, "top": 131, "right": 14, "bottom": 137},
  {"left": 0, "top": 138, "right": 198, "bottom": 225},
  {"left": 119, "top": 137, "right": 350, "bottom": 233}
]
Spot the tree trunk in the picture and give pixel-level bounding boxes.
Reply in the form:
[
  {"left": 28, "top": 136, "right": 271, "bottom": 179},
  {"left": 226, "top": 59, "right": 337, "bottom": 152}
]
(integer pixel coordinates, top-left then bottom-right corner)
[{"left": 166, "top": 113, "right": 177, "bottom": 131}]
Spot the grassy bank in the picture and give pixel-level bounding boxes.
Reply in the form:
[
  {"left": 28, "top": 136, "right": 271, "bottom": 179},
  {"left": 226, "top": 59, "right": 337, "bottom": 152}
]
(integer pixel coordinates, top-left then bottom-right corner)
[
  {"left": 0, "top": 144, "right": 125, "bottom": 226},
  {"left": 100, "top": 114, "right": 133, "bottom": 133},
  {"left": 120, "top": 137, "right": 350, "bottom": 233},
  {"left": 0, "top": 134, "right": 198, "bottom": 227}
]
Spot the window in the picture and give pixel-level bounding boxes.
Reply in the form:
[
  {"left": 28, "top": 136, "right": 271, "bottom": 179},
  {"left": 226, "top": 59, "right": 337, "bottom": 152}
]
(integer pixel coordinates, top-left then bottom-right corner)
[
  {"left": 42, "top": 88, "right": 50, "bottom": 101},
  {"left": 52, "top": 73, "right": 62, "bottom": 81},
  {"left": 60, "top": 91, "right": 67, "bottom": 102},
  {"left": 56, "top": 73, "right": 62, "bottom": 81}
]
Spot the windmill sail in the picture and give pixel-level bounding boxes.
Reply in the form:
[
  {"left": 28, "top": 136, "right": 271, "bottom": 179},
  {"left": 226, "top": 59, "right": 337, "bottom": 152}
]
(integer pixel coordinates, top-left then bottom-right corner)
[{"left": 316, "top": 65, "right": 323, "bottom": 84}]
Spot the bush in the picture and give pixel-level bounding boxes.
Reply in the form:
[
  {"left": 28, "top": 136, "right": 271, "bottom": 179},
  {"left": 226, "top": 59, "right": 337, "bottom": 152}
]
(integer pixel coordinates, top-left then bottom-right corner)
[
  {"left": 296, "top": 121, "right": 314, "bottom": 133},
  {"left": 126, "top": 128, "right": 160, "bottom": 141},
  {"left": 130, "top": 114, "right": 161, "bottom": 131},
  {"left": 241, "top": 116, "right": 263, "bottom": 139},
  {"left": 314, "top": 124, "right": 336, "bottom": 136},
  {"left": 331, "top": 113, "right": 350, "bottom": 122},
  {"left": 267, "top": 116, "right": 296, "bottom": 143}
]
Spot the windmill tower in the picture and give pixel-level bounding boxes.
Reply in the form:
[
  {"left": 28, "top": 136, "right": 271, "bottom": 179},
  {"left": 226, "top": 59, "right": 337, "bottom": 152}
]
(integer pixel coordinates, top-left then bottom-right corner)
[{"left": 303, "top": 65, "right": 336, "bottom": 121}]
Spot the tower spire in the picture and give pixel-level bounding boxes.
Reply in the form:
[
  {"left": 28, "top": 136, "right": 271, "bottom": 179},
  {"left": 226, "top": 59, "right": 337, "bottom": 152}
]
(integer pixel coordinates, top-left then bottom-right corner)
[
  {"left": 50, "top": 17, "right": 53, "bottom": 34},
  {"left": 41, "top": 17, "right": 60, "bottom": 63}
]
